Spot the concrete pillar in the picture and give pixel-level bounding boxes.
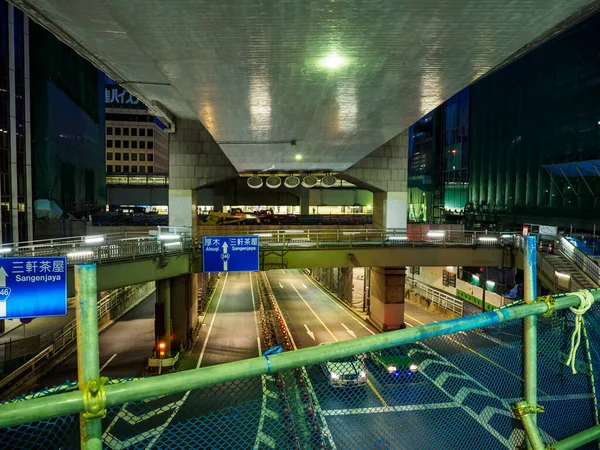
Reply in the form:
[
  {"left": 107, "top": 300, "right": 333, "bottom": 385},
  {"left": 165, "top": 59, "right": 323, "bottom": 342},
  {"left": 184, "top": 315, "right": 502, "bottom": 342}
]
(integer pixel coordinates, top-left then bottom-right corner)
[
  {"left": 169, "top": 189, "right": 198, "bottom": 229},
  {"left": 369, "top": 267, "right": 406, "bottom": 331},
  {"left": 373, "top": 191, "right": 408, "bottom": 230},
  {"left": 213, "top": 195, "right": 224, "bottom": 213},
  {"left": 156, "top": 279, "right": 170, "bottom": 354},
  {"left": 340, "top": 268, "right": 353, "bottom": 304},
  {"left": 169, "top": 118, "right": 237, "bottom": 228},
  {"left": 339, "top": 130, "right": 409, "bottom": 231},
  {"left": 169, "top": 274, "right": 198, "bottom": 350}
]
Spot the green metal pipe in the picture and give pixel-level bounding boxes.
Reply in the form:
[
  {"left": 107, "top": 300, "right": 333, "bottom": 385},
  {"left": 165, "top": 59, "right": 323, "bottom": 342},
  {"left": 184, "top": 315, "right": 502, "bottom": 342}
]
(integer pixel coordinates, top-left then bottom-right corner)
[
  {"left": 75, "top": 264, "right": 102, "bottom": 450},
  {"left": 523, "top": 235, "right": 542, "bottom": 449},
  {"left": 0, "top": 391, "right": 83, "bottom": 428},
  {"left": 515, "top": 401, "right": 545, "bottom": 450},
  {"left": 0, "top": 289, "right": 596, "bottom": 429},
  {"left": 551, "top": 423, "right": 600, "bottom": 450}
]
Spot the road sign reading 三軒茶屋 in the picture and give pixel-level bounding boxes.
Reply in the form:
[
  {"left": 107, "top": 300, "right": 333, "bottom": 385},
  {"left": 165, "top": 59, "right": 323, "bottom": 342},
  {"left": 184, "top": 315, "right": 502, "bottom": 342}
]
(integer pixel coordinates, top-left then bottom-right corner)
[
  {"left": 202, "top": 236, "right": 259, "bottom": 273},
  {"left": 0, "top": 257, "right": 68, "bottom": 319}
]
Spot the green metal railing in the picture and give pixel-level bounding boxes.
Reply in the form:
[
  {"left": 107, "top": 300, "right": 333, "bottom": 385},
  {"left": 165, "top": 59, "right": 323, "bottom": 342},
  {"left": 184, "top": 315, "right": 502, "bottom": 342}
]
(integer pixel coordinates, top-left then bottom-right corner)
[{"left": 1, "top": 236, "right": 600, "bottom": 448}]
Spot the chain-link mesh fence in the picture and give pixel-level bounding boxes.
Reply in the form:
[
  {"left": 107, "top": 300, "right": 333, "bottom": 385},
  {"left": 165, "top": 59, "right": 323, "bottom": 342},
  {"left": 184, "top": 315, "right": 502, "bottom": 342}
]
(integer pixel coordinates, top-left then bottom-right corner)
[{"left": 1, "top": 302, "right": 600, "bottom": 449}]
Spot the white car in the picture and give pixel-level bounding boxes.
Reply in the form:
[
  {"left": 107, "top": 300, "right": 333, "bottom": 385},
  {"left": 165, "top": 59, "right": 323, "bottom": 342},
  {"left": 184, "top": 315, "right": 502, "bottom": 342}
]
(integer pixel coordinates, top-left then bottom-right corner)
[{"left": 319, "top": 342, "right": 367, "bottom": 387}]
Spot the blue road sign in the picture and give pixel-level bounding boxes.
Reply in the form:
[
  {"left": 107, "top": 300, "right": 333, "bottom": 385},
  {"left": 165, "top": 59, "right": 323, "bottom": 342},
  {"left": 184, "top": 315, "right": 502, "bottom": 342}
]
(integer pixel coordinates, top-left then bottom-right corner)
[
  {"left": 0, "top": 257, "right": 68, "bottom": 319},
  {"left": 202, "top": 236, "right": 259, "bottom": 273}
]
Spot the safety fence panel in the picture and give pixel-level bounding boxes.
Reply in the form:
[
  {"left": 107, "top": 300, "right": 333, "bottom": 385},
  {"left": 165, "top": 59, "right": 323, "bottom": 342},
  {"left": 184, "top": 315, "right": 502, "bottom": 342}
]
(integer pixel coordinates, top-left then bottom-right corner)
[{"left": 1, "top": 304, "right": 600, "bottom": 449}]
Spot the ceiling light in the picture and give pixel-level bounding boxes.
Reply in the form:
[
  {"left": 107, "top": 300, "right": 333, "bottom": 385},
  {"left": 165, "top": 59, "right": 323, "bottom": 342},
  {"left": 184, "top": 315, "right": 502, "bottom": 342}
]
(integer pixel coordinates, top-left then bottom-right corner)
[
  {"left": 266, "top": 176, "right": 282, "bottom": 189},
  {"left": 302, "top": 175, "right": 318, "bottom": 188},
  {"left": 318, "top": 52, "right": 347, "bottom": 70},
  {"left": 284, "top": 175, "right": 300, "bottom": 188},
  {"left": 247, "top": 175, "right": 263, "bottom": 189},
  {"left": 0, "top": 248, "right": 12, "bottom": 254},
  {"left": 295, "top": 154, "right": 302, "bottom": 161},
  {"left": 321, "top": 175, "right": 337, "bottom": 188}
]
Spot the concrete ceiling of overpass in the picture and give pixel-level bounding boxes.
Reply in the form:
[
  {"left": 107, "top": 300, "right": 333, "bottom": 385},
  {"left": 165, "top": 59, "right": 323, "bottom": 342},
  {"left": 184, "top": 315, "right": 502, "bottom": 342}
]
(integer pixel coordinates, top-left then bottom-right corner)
[{"left": 19, "top": 0, "right": 596, "bottom": 172}]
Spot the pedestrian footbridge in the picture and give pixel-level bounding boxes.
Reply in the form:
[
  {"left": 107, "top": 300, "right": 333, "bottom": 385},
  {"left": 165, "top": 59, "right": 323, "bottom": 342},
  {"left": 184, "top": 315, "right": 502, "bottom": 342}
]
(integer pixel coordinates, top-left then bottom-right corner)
[{"left": 0, "top": 227, "right": 510, "bottom": 295}]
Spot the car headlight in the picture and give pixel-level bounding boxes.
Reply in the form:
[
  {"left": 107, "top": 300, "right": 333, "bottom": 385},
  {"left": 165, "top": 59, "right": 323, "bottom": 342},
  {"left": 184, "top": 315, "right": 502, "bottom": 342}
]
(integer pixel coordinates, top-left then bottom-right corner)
[
  {"left": 330, "top": 372, "right": 339, "bottom": 380},
  {"left": 387, "top": 366, "right": 397, "bottom": 374},
  {"left": 409, "top": 364, "right": 418, "bottom": 373}
]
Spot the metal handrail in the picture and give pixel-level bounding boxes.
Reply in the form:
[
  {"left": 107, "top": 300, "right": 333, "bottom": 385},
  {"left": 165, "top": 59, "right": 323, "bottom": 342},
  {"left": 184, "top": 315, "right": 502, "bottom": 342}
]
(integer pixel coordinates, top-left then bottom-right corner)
[
  {"left": 0, "top": 229, "right": 513, "bottom": 268},
  {"left": 557, "top": 237, "right": 600, "bottom": 286},
  {"left": 406, "top": 278, "right": 464, "bottom": 316},
  {"left": 0, "top": 345, "right": 54, "bottom": 391},
  {"left": 1, "top": 283, "right": 155, "bottom": 394}
]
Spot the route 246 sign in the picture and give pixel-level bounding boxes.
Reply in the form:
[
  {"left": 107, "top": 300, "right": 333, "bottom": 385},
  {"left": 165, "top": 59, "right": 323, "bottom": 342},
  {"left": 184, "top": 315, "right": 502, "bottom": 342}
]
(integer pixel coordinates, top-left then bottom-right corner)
[{"left": 202, "top": 236, "right": 259, "bottom": 273}]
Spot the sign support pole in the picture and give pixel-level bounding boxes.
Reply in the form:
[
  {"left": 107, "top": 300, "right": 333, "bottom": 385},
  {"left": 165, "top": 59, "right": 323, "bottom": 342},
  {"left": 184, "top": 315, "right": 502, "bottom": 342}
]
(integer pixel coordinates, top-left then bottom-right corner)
[{"left": 75, "top": 263, "right": 102, "bottom": 450}]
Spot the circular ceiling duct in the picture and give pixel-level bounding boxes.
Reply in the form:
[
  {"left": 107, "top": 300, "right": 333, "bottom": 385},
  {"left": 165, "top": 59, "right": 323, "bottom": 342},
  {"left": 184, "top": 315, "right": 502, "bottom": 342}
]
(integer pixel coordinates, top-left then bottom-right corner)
[
  {"left": 301, "top": 175, "right": 318, "bottom": 188},
  {"left": 247, "top": 176, "right": 263, "bottom": 189},
  {"left": 284, "top": 175, "right": 300, "bottom": 188},
  {"left": 321, "top": 175, "right": 337, "bottom": 188},
  {"left": 266, "top": 175, "right": 282, "bottom": 189}
]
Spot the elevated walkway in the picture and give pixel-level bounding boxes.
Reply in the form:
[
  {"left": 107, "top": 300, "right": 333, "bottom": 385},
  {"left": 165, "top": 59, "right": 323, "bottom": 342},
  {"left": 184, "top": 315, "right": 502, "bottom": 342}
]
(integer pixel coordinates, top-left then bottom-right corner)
[{"left": 0, "top": 228, "right": 510, "bottom": 295}]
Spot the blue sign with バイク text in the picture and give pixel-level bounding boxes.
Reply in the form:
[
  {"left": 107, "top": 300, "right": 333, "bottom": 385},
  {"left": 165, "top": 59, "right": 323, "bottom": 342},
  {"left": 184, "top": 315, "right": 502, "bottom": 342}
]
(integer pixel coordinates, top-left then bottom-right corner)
[
  {"left": 202, "top": 236, "right": 259, "bottom": 273},
  {"left": 0, "top": 257, "right": 67, "bottom": 319}
]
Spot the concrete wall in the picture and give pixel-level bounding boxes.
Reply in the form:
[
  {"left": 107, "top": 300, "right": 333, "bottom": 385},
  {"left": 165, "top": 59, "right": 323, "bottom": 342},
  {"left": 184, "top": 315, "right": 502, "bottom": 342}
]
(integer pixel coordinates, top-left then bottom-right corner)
[{"left": 169, "top": 119, "right": 237, "bottom": 190}]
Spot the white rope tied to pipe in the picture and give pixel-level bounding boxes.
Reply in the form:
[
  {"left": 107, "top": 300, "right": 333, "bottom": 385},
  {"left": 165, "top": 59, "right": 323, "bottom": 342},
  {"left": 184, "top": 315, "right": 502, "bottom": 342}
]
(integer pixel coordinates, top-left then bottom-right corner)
[{"left": 566, "top": 290, "right": 595, "bottom": 375}]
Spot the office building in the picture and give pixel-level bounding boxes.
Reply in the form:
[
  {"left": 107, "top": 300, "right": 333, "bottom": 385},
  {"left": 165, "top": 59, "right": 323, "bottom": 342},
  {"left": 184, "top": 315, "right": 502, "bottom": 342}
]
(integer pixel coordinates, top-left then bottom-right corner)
[
  {"left": 0, "top": 2, "right": 105, "bottom": 243},
  {"left": 104, "top": 80, "right": 168, "bottom": 175}
]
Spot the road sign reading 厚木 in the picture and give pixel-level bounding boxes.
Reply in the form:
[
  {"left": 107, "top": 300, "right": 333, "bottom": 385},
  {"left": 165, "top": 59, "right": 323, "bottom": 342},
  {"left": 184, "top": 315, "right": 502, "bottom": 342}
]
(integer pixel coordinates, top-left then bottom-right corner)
[
  {"left": 0, "top": 257, "right": 68, "bottom": 319},
  {"left": 202, "top": 236, "right": 259, "bottom": 273}
]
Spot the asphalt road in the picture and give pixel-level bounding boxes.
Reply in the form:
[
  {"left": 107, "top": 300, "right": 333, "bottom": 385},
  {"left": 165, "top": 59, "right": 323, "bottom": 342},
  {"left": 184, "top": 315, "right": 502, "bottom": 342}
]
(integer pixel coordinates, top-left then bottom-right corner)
[
  {"left": 38, "top": 292, "right": 156, "bottom": 388},
  {"left": 5, "top": 271, "right": 593, "bottom": 449},
  {"left": 264, "top": 270, "right": 594, "bottom": 449},
  {"left": 102, "top": 272, "right": 272, "bottom": 450}
]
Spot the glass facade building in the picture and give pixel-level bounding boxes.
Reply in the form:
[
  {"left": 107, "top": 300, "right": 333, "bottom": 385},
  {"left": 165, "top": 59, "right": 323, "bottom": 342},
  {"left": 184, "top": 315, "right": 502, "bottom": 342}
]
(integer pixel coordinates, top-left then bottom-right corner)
[
  {"left": 408, "top": 11, "right": 600, "bottom": 227},
  {"left": 0, "top": 1, "right": 106, "bottom": 243}
]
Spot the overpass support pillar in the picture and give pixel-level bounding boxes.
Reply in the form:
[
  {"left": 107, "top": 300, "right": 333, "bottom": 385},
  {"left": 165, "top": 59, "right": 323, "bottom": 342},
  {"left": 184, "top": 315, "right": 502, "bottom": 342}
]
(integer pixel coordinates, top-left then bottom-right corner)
[
  {"left": 169, "top": 274, "right": 198, "bottom": 350},
  {"left": 338, "top": 130, "right": 408, "bottom": 231},
  {"left": 169, "top": 118, "right": 237, "bottom": 230},
  {"left": 369, "top": 267, "right": 406, "bottom": 331},
  {"left": 156, "top": 279, "right": 172, "bottom": 356}
]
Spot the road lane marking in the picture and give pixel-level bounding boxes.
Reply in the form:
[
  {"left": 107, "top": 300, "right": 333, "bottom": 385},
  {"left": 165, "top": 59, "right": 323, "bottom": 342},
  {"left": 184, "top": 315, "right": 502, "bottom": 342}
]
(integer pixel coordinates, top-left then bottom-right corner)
[
  {"left": 100, "top": 353, "right": 117, "bottom": 373},
  {"left": 145, "top": 273, "right": 230, "bottom": 449},
  {"left": 249, "top": 272, "right": 262, "bottom": 356},
  {"left": 290, "top": 284, "right": 337, "bottom": 338},
  {"left": 278, "top": 282, "right": 283, "bottom": 289},
  {"left": 304, "top": 324, "right": 315, "bottom": 340},
  {"left": 322, "top": 402, "right": 459, "bottom": 415},
  {"left": 104, "top": 274, "right": 231, "bottom": 448},
  {"left": 252, "top": 273, "right": 278, "bottom": 449},
  {"left": 341, "top": 323, "right": 356, "bottom": 338},
  {"left": 269, "top": 282, "right": 337, "bottom": 450},
  {"left": 281, "top": 269, "right": 285, "bottom": 274},
  {"left": 290, "top": 283, "right": 388, "bottom": 407},
  {"left": 301, "top": 283, "right": 307, "bottom": 289},
  {"left": 301, "top": 271, "right": 375, "bottom": 335},
  {"left": 404, "top": 312, "right": 547, "bottom": 395}
]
